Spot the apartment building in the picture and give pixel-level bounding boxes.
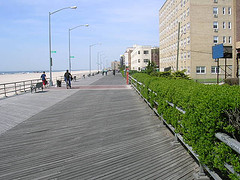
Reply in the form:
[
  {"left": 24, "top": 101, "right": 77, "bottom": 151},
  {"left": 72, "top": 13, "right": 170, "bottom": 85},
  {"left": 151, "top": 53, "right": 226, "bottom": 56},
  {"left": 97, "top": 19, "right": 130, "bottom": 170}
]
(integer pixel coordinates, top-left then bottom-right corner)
[
  {"left": 236, "top": 0, "right": 240, "bottom": 47},
  {"left": 131, "top": 45, "right": 152, "bottom": 71},
  {"left": 159, "top": 0, "right": 237, "bottom": 79},
  {"left": 124, "top": 47, "right": 134, "bottom": 69},
  {"left": 111, "top": 60, "right": 120, "bottom": 70},
  {"left": 151, "top": 47, "right": 160, "bottom": 68}
]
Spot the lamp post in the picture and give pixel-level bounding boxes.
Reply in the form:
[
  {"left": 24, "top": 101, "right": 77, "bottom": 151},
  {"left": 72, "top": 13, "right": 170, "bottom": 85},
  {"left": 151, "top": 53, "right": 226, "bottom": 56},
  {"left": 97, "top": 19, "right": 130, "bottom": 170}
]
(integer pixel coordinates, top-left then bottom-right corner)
[
  {"left": 97, "top": 51, "right": 104, "bottom": 72},
  {"left": 69, "top": 24, "right": 89, "bottom": 73},
  {"left": 49, "top": 6, "right": 77, "bottom": 86},
  {"left": 89, "top": 43, "right": 101, "bottom": 76}
]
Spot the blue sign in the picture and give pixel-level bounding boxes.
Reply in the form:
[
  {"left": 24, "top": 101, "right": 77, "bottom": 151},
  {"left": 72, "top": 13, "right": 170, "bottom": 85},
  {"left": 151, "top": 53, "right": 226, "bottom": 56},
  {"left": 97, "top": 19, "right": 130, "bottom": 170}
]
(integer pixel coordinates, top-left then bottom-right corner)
[{"left": 212, "top": 44, "right": 224, "bottom": 59}]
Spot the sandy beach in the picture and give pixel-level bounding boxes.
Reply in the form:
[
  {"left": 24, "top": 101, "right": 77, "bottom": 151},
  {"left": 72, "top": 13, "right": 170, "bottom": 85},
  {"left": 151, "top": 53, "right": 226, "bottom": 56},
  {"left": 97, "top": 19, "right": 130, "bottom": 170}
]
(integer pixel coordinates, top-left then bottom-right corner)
[{"left": 0, "top": 70, "right": 93, "bottom": 84}]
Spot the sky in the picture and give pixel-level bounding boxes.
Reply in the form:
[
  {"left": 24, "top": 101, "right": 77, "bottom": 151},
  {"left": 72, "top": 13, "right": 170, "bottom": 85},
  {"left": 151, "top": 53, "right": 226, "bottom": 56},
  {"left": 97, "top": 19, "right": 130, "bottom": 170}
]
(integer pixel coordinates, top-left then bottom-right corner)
[{"left": 0, "top": 0, "right": 165, "bottom": 72}]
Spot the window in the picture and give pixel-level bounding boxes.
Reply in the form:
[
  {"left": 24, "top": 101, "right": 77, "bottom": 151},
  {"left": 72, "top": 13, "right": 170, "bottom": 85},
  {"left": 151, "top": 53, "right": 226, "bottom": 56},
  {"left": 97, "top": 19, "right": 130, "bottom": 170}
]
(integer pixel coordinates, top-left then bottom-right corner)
[
  {"left": 214, "top": 0, "right": 218, "bottom": 3},
  {"left": 223, "top": 22, "right": 226, "bottom": 29},
  {"left": 223, "top": 7, "right": 226, "bottom": 15},
  {"left": 211, "top": 66, "right": 219, "bottom": 74},
  {"left": 143, "top": 50, "right": 149, "bottom": 54},
  {"left": 229, "top": 36, "right": 232, "bottom": 44},
  {"left": 213, "top": 7, "right": 218, "bottom": 15},
  {"left": 144, "top": 59, "right": 149, "bottom": 63},
  {"left": 213, "top": 36, "right": 218, "bottom": 43},
  {"left": 228, "top": 7, "right": 231, "bottom": 15},
  {"left": 138, "top": 59, "right": 140, "bottom": 63},
  {"left": 196, "top": 66, "right": 206, "bottom": 74},
  {"left": 213, "top": 21, "right": 218, "bottom": 29},
  {"left": 223, "top": 36, "right": 226, "bottom": 43},
  {"left": 138, "top": 51, "right": 140, "bottom": 54},
  {"left": 228, "top": 22, "right": 231, "bottom": 29},
  {"left": 138, "top": 67, "right": 141, "bottom": 71}
]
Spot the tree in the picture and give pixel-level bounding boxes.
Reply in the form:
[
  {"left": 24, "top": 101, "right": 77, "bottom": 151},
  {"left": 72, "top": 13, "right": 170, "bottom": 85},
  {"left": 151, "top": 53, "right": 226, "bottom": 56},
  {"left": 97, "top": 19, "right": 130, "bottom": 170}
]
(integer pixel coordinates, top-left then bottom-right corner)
[{"left": 145, "top": 61, "right": 156, "bottom": 75}]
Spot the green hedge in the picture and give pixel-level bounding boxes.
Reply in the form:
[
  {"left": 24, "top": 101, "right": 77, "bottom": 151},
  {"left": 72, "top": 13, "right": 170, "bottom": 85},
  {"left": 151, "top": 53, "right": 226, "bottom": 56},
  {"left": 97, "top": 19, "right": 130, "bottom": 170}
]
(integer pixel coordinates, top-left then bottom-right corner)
[{"left": 132, "top": 73, "right": 240, "bottom": 179}]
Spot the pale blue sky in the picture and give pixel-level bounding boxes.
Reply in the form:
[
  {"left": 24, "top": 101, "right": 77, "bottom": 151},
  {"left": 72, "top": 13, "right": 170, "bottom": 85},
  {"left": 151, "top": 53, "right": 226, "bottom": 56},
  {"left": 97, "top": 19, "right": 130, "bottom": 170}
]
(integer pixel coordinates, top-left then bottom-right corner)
[{"left": 0, "top": 0, "right": 164, "bottom": 71}]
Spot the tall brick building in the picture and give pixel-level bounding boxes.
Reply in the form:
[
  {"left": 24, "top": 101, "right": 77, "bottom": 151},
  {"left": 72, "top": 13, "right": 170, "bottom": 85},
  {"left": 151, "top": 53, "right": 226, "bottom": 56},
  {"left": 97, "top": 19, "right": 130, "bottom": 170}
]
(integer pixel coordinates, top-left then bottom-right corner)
[
  {"left": 159, "top": 0, "right": 239, "bottom": 79},
  {"left": 236, "top": 0, "right": 240, "bottom": 42}
]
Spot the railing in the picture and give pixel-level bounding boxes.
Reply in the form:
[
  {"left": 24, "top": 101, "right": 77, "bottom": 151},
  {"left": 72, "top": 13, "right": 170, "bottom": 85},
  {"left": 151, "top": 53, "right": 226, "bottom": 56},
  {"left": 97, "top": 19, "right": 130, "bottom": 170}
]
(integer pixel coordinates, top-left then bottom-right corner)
[
  {"left": 129, "top": 75, "right": 240, "bottom": 180},
  {"left": 55, "top": 72, "right": 99, "bottom": 82},
  {"left": 0, "top": 78, "right": 48, "bottom": 98},
  {"left": 0, "top": 72, "right": 99, "bottom": 99}
]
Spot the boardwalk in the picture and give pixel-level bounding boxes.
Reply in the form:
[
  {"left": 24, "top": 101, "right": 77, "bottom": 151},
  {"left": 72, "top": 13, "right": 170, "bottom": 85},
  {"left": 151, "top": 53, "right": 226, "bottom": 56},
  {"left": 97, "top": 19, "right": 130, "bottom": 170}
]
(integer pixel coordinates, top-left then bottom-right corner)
[{"left": 0, "top": 74, "right": 199, "bottom": 179}]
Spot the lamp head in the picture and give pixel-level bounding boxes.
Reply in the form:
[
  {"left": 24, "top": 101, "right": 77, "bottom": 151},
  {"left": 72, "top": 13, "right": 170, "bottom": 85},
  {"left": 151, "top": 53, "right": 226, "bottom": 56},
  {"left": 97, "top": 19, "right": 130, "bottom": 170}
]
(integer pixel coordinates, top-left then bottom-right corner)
[
  {"left": 70, "top": 6, "right": 77, "bottom": 9},
  {"left": 85, "top": 24, "right": 89, "bottom": 27}
]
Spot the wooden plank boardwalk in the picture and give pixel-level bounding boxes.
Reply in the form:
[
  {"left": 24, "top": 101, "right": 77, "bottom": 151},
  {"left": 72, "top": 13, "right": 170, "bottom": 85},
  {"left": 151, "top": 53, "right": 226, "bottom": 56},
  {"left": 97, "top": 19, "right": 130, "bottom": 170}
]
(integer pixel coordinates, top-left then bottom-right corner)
[{"left": 0, "top": 74, "right": 199, "bottom": 179}]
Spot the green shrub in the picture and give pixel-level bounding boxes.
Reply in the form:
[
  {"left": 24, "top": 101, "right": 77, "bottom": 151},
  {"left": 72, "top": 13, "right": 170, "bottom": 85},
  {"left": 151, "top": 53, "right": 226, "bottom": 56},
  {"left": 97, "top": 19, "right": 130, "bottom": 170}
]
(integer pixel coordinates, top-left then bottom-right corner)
[{"left": 132, "top": 73, "right": 240, "bottom": 179}]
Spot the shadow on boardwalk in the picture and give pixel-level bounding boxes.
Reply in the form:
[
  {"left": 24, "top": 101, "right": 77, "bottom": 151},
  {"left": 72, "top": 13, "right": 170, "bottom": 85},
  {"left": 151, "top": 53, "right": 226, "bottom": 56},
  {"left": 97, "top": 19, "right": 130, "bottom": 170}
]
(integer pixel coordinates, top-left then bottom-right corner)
[{"left": 0, "top": 73, "right": 199, "bottom": 179}]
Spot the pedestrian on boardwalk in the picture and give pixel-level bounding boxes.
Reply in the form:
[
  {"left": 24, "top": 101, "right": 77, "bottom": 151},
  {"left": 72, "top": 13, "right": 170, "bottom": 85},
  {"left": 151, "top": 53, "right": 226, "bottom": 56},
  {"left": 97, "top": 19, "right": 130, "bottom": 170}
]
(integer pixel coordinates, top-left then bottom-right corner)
[
  {"left": 105, "top": 70, "right": 108, "bottom": 76},
  {"left": 41, "top": 71, "right": 47, "bottom": 87},
  {"left": 64, "top": 70, "right": 72, "bottom": 89}
]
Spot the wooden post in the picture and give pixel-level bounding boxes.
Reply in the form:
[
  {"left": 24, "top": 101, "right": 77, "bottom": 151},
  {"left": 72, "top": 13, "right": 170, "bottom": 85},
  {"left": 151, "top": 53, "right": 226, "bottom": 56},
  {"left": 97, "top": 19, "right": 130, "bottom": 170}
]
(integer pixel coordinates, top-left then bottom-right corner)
[
  {"left": 217, "top": 59, "right": 219, "bottom": 84},
  {"left": 225, "top": 58, "right": 227, "bottom": 79}
]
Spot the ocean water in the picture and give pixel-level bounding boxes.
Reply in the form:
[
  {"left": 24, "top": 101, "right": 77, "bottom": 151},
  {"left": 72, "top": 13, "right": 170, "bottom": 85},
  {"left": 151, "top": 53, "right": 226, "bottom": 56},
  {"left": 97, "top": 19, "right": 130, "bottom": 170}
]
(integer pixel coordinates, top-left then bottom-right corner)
[
  {"left": 0, "top": 71, "right": 45, "bottom": 75},
  {"left": 0, "top": 70, "right": 87, "bottom": 75}
]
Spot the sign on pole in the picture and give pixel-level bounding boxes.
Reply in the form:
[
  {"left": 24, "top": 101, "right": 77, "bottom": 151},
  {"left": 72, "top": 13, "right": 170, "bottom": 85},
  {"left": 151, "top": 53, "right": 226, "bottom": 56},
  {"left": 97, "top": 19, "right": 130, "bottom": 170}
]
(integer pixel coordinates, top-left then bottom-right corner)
[
  {"left": 212, "top": 44, "right": 224, "bottom": 59},
  {"left": 51, "top": 51, "right": 56, "bottom": 53},
  {"left": 212, "top": 44, "right": 232, "bottom": 59}
]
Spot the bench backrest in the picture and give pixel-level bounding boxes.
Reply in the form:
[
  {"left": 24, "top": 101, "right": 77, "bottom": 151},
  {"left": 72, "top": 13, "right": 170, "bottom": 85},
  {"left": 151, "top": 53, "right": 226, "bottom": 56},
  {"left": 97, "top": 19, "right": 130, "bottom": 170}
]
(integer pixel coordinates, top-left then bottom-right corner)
[{"left": 36, "top": 82, "right": 43, "bottom": 88}]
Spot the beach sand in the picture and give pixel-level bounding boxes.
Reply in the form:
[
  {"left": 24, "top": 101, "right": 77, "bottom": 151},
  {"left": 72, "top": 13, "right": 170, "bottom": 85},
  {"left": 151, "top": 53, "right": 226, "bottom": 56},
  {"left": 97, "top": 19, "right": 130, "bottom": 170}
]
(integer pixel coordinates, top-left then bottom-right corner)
[{"left": 0, "top": 70, "right": 92, "bottom": 84}]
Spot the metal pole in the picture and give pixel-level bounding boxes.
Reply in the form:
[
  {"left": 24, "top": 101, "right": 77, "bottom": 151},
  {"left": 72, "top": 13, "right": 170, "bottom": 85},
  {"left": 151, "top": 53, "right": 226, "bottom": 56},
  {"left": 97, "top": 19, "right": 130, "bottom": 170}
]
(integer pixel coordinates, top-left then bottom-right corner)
[
  {"left": 100, "top": 54, "right": 102, "bottom": 70},
  {"left": 89, "top": 45, "right": 91, "bottom": 75},
  {"left": 49, "top": 12, "right": 53, "bottom": 86},
  {"left": 176, "top": 22, "right": 180, "bottom": 72},
  {"left": 97, "top": 52, "right": 100, "bottom": 72},
  {"left": 69, "top": 29, "right": 71, "bottom": 72}
]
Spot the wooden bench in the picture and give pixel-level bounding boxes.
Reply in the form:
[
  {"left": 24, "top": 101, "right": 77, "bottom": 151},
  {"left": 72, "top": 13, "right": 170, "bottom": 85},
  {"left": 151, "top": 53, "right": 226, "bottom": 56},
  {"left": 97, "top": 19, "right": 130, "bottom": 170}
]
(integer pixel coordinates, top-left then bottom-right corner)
[{"left": 31, "top": 82, "right": 43, "bottom": 93}]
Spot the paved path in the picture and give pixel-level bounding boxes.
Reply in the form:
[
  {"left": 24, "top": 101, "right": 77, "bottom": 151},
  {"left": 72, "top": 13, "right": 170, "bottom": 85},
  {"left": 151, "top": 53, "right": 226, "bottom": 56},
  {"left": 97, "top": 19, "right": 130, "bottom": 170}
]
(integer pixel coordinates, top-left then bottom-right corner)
[{"left": 0, "top": 73, "right": 199, "bottom": 179}]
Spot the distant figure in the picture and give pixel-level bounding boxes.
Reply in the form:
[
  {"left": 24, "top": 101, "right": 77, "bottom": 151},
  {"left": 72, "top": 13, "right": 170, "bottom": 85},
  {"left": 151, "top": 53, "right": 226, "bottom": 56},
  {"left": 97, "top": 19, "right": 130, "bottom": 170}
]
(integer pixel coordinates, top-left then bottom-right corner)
[
  {"left": 41, "top": 71, "right": 47, "bottom": 87},
  {"left": 102, "top": 70, "right": 104, "bottom": 76},
  {"left": 113, "top": 69, "right": 115, "bottom": 76},
  {"left": 105, "top": 70, "right": 108, "bottom": 76},
  {"left": 64, "top": 70, "right": 72, "bottom": 89}
]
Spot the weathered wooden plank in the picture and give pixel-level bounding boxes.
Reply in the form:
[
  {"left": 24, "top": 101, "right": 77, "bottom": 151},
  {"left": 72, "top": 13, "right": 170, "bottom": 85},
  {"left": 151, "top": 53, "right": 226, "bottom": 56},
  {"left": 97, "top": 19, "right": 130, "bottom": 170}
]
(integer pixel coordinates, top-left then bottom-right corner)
[{"left": 0, "top": 74, "right": 199, "bottom": 179}]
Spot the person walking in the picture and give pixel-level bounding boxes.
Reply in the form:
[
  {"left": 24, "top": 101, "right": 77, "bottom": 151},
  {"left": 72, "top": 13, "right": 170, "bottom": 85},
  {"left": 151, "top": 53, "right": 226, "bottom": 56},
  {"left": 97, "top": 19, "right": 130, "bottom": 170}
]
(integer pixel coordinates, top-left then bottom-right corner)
[
  {"left": 41, "top": 71, "right": 47, "bottom": 87},
  {"left": 64, "top": 70, "right": 72, "bottom": 89}
]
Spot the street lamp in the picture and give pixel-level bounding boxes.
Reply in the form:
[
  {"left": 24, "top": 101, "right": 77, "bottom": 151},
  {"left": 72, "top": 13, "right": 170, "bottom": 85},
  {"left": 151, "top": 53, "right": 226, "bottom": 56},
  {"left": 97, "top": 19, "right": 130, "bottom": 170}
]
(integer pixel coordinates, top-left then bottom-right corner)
[
  {"left": 69, "top": 24, "right": 89, "bottom": 73},
  {"left": 49, "top": 6, "right": 77, "bottom": 86},
  {"left": 89, "top": 43, "right": 101, "bottom": 76},
  {"left": 97, "top": 51, "right": 104, "bottom": 72}
]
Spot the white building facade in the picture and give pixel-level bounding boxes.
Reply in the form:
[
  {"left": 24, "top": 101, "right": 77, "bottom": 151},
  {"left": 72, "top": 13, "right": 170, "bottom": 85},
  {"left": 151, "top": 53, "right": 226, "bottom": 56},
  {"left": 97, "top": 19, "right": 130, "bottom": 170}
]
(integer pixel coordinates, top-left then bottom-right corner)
[{"left": 131, "top": 45, "right": 152, "bottom": 71}]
